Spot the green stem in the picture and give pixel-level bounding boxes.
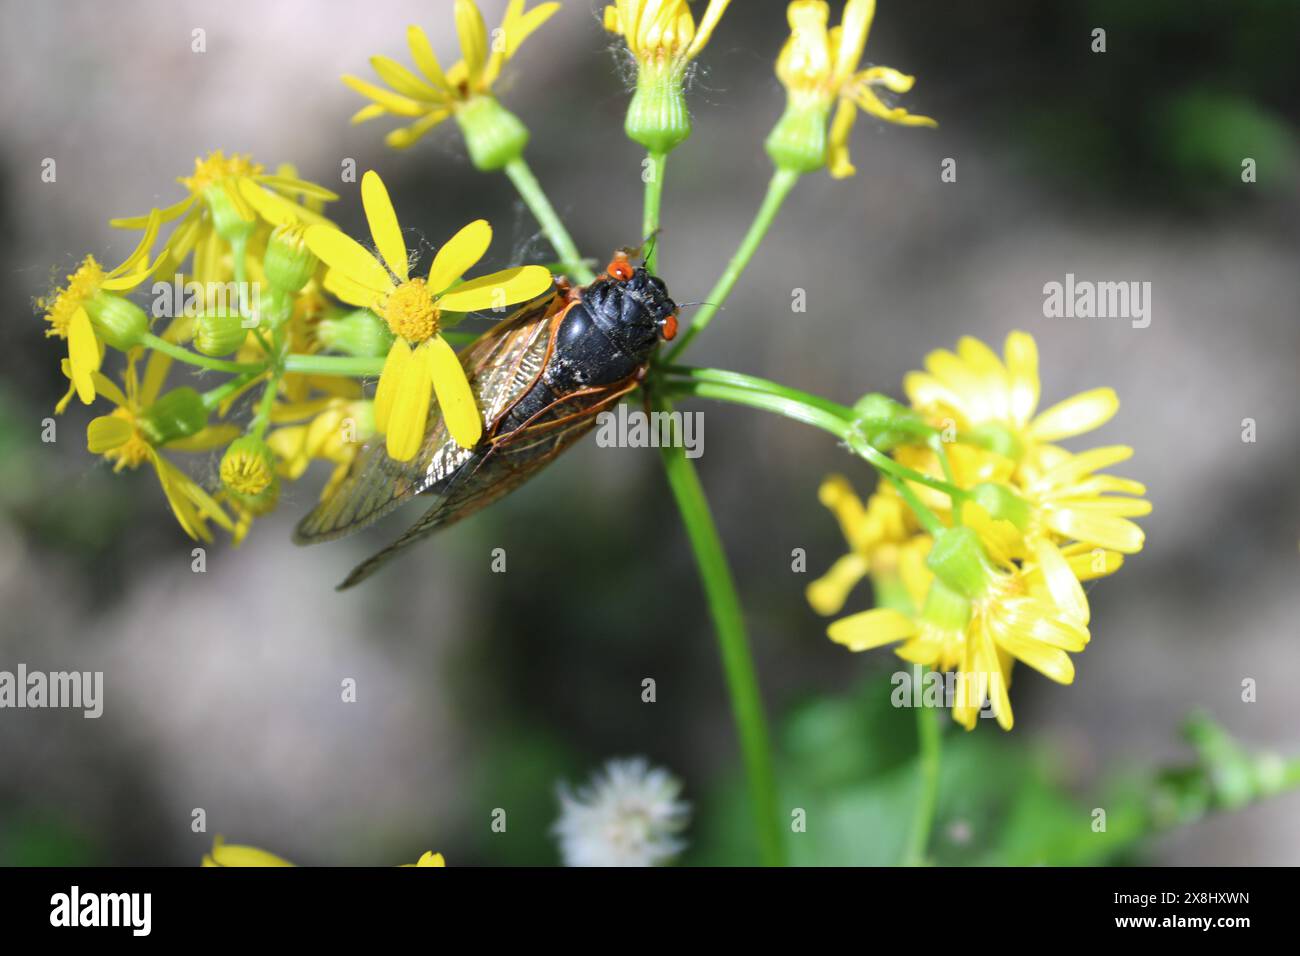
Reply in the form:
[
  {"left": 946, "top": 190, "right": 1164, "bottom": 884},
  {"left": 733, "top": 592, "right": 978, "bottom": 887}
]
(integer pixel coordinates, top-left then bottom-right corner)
[
  {"left": 642, "top": 151, "right": 667, "bottom": 273},
  {"left": 655, "top": 396, "right": 784, "bottom": 867},
  {"left": 200, "top": 371, "right": 262, "bottom": 412},
  {"left": 665, "top": 168, "right": 800, "bottom": 360},
  {"left": 903, "top": 678, "right": 943, "bottom": 865},
  {"left": 283, "top": 354, "right": 385, "bottom": 377},
  {"left": 504, "top": 157, "right": 595, "bottom": 284},
  {"left": 141, "top": 334, "right": 262, "bottom": 375},
  {"left": 660, "top": 365, "right": 856, "bottom": 420}
]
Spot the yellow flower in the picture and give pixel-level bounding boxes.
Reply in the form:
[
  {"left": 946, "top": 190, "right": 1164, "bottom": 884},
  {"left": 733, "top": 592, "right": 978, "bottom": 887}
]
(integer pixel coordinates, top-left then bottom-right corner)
[
  {"left": 80, "top": 356, "right": 237, "bottom": 542},
  {"left": 903, "top": 331, "right": 1120, "bottom": 470},
  {"left": 1014, "top": 444, "right": 1151, "bottom": 556},
  {"left": 268, "top": 397, "right": 375, "bottom": 503},
  {"left": 305, "top": 170, "right": 552, "bottom": 459},
  {"left": 769, "top": 0, "right": 935, "bottom": 176},
  {"left": 604, "top": 0, "right": 731, "bottom": 72},
  {"left": 41, "top": 215, "right": 163, "bottom": 407},
  {"left": 201, "top": 836, "right": 446, "bottom": 867},
  {"left": 402, "top": 851, "right": 448, "bottom": 867},
  {"left": 202, "top": 837, "right": 295, "bottom": 867},
  {"left": 829, "top": 530, "right": 1090, "bottom": 731},
  {"left": 111, "top": 151, "right": 337, "bottom": 285},
  {"left": 806, "top": 474, "right": 921, "bottom": 615},
  {"left": 346, "top": 0, "right": 560, "bottom": 151}
]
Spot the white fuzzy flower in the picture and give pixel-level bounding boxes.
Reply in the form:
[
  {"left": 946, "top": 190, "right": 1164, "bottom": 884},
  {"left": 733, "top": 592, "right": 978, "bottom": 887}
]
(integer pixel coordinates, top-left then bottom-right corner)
[{"left": 553, "top": 758, "right": 690, "bottom": 867}]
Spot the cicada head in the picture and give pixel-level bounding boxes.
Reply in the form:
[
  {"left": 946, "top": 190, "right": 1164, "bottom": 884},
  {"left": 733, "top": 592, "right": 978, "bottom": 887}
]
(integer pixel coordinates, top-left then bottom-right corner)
[{"left": 588, "top": 252, "right": 678, "bottom": 357}]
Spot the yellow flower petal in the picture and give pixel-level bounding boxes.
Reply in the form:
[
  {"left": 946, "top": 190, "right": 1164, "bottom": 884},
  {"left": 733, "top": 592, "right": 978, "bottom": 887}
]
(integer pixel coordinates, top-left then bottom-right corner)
[
  {"left": 87, "top": 416, "right": 133, "bottom": 454},
  {"left": 385, "top": 109, "right": 452, "bottom": 150},
  {"left": 806, "top": 552, "right": 869, "bottom": 616},
  {"left": 1045, "top": 508, "right": 1146, "bottom": 554},
  {"left": 827, "top": 607, "right": 916, "bottom": 651},
  {"left": 831, "top": 0, "right": 874, "bottom": 85},
  {"left": 1032, "top": 539, "right": 1089, "bottom": 625},
  {"left": 455, "top": 0, "right": 489, "bottom": 86},
  {"left": 361, "top": 171, "right": 409, "bottom": 281},
  {"left": 427, "top": 219, "right": 492, "bottom": 295},
  {"left": 996, "top": 630, "right": 1075, "bottom": 685},
  {"left": 407, "top": 25, "right": 453, "bottom": 91},
  {"left": 305, "top": 224, "right": 394, "bottom": 295},
  {"left": 827, "top": 98, "right": 858, "bottom": 179},
  {"left": 415, "top": 850, "right": 447, "bottom": 867},
  {"left": 370, "top": 54, "right": 444, "bottom": 100},
  {"left": 374, "top": 338, "right": 412, "bottom": 432},
  {"left": 341, "top": 75, "right": 426, "bottom": 116},
  {"left": 68, "top": 306, "right": 100, "bottom": 405},
  {"left": 427, "top": 335, "right": 481, "bottom": 448},
  {"left": 1028, "top": 387, "right": 1119, "bottom": 442},
  {"left": 686, "top": 0, "right": 732, "bottom": 58},
  {"left": 386, "top": 340, "right": 435, "bottom": 461},
  {"left": 436, "top": 265, "right": 553, "bottom": 313},
  {"left": 203, "top": 837, "right": 295, "bottom": 867},
  {"left": 1003, "top": 331, "right": 1040, "bottom": 425},
  {"left": 350, "top": 102, "right": 388, "bottom": 125}
]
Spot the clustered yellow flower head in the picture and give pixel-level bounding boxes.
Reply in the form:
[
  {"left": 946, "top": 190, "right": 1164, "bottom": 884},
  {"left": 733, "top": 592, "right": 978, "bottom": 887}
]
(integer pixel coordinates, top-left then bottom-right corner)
[
  {"left": 111, "top": 150, "right": 336, "bottom": 285},
  {"left": 811, "top": 331, "right": 1151, "bottom": 731},
  {"left": 305, "top": 170, "right": 553, "bottom": 460},
  {"left": 768, "top": 0, "right": 935, "bottom": 177},
  {"left": 346, "top": 0, "right": 559, "bottom": 161}
]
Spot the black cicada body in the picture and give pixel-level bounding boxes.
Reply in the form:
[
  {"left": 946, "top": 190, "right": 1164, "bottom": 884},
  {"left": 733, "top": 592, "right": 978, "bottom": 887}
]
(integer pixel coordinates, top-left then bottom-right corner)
[{"left": 294, "top": 253, "right": 678, "bottom": 589}]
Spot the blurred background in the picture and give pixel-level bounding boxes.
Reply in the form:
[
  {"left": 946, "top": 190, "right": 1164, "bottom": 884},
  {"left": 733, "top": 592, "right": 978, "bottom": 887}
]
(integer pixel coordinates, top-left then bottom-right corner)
[{"left": 1, "top": 0, "right": 1297, "bottom": 866}]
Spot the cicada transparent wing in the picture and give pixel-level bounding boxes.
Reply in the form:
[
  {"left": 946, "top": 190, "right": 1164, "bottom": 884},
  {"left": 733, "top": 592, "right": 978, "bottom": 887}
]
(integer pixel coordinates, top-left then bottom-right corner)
[{"left": 293, "top": 291, "right": 560, "bottom": 546}]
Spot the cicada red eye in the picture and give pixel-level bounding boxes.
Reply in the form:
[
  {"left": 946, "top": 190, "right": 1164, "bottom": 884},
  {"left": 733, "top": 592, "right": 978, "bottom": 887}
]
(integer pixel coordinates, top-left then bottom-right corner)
[
  {"left": 606, "top": 255, "right": 634, "bottom": 282},
  {"left": 661, "top": 313, "right": 678, "bottom": 340}
]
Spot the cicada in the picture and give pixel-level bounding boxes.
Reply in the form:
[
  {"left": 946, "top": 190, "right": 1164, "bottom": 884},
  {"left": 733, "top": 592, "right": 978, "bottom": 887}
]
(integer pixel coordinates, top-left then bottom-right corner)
[{"left": 294, "top": 253, "right": 679, "bottom": 589}]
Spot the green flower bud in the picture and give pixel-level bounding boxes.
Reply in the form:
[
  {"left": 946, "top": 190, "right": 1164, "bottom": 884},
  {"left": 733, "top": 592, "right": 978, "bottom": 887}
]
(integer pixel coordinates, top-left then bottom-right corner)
[
  {"left": 194, "top": 308, "right": 249, "bottom": 356},
  {"left": 624, "top": 66, "right": 692, "bottom": 154},
  {"left": 765, "top": 101, "right": 830, "bottom": 175},
  {"left": 851, "top": 392, "right": 921, "bottom": 452},
  {"left": 203, "top": 184, "right": 256, "bottom": 244},
  {"left": 969, "top": 482, "right": 1031, "bottom": 530},
  {"left": 925, "top": 526, "right": 997, "bottom": 601},
  {"left": 84, "top": 292, "right": 149, "bottom": 350},
  {"left": 220, "top": 435, "right": 277, "bottom": 503},
  {"left": 141, "top": 388, "right": 208, "bottom": 445},
  {"left": 264, "top": 224, "right": 319, "bottom": 293},
  {"left": 316, "top": 309, "right": 394, "bottom": 358},
  {"left": 454, "top": 96, "right": 530, "bottom": 173}
]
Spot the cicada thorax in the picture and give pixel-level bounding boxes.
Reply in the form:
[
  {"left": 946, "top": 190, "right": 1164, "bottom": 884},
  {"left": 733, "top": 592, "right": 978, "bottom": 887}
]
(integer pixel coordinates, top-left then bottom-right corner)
[
  {"left": 297, "top": 252, "right": 679, "bottom": 589},
  {"left": 492, "top": 261, "right": 678, "bottom": 438}
]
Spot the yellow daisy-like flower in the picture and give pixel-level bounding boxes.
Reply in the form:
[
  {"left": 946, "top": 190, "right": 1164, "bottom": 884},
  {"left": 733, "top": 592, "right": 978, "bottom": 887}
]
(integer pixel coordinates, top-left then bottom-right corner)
[
  {"left": 41, "top": 214, "right": 164, "bottom": 407},
  {"left": 111, "top": 150, "right": 337, "bottom": 285},
  {"left": 604, "top": 0, "right": 731, "bottom": 72},
  {"left": 1015, "top": 444, "right": 1151, "bottom": 555},
  {"left": 268, "top": 397, "right": 375, "bottom": 503},
  {"left": 904, "top": 331, "right": 1120, "bottom": 472},
  {"left": 402, "top": 851, "right": 448, "bottom": 868},
  {"left": 829, "top": 530, "right": 1090, "bottom": 731},
  {"left": 806, "top": 474, "right": 922, "bottom": 615},
  {"left": 304, "top": 170, "right": 552, "bottom": 460},
  {"left": 770, "top": 0, "right": 935, "bottom": 177},
  {"left": 346, "top": 0, "right": 560, "bottom": 150},
  {"left": 80, "top": 355, "right": 237, "bottom": 542}
]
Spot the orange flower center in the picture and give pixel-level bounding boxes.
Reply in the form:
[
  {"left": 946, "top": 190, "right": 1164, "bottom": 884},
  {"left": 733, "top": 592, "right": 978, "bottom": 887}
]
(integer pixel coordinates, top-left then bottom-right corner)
[{"left": 383, "top": 279, "right": 439, "bottom": 343}]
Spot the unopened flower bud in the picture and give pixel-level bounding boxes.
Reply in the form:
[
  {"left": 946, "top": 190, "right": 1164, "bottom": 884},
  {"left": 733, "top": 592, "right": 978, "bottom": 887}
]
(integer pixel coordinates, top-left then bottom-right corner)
[
  {"left": 264, "top": 224, "right": 319, "bottom": 292},
  {"left": 194, "top": 308, "right": 248, "bottom": 356},
  {"left": 220, "top": 435, "right": 277, "bottom": 502},
  {"left": 316, "top": 309, "right": 394, "bottom": 358},
  {"left": 84, "top": 293, "right": 149, "bottom": 351},
  {"left": 455, "top": 96, "right": 529, "bottom": 172},
  {"left": 141, "top": 388, "right": 209, "bottom": 445}
]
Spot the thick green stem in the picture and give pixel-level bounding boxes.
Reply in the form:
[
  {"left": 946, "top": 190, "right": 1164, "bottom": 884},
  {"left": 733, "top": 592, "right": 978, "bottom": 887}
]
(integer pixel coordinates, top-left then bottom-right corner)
[
  {"left": 504, "top": 157, "right": 595, "bottom": 284},
  {"left": 642, "top": 151, "right": 667, "bottom": 273},
  {"left": 904, "top": 679, "right": 943, "bottom": 865},
  {"left": 141, "top": 334, "right": 261, "bottom": 375},
  {"left": 656, "top": 397, "right": 785, "bottom": 867},
  {"left": 665, "top": 168, "right": 800, "bottom": 360}
]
